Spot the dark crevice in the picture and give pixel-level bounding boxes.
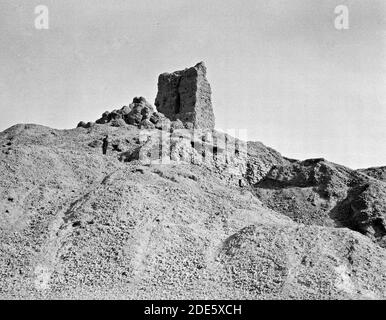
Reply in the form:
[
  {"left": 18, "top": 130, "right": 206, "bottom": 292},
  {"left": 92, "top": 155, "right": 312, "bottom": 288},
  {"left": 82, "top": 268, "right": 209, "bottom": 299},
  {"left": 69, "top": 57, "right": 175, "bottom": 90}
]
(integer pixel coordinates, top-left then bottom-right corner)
[
  {"left": 175, "top": 92, "right": 181, "bottom": 114},
  {"left": 175, "top": 77, "right": 182, "bottom": 114}
]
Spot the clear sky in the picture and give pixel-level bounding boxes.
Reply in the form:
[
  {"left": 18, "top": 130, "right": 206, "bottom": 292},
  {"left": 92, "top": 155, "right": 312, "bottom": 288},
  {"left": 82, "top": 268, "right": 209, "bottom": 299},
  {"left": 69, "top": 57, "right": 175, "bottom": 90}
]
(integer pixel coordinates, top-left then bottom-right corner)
[{"left": 0, "top": 0, "right": 385, "bottom": 169}]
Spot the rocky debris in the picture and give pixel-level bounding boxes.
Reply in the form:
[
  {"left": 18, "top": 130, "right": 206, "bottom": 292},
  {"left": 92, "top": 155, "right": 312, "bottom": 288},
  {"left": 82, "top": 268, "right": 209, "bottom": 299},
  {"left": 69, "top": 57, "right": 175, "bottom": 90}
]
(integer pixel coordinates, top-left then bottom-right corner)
[
  {"left": 1, "top": 62, "right": 386, "bottom": 299},
  {"left": 250, "top": 159, "right": 358, "bottom": 226},
  {"left": 257, "top": 158, "right": 354, "bottom": 197},
  {"left": 332, "top": 181, "right": 386, "bottom": 247},
  {"left": 119, "top": 131, "right": 169, "bottom": 164},
  {"left": 155, "top": 62, "right": 215, "bottom": 130},
  {"left": 358, "top": 166, "right": 386, "bottom": 183},
  {"left": 88, "top": 139, "right": 102, "bottom": 148},
  {"left": 125, "top": 97, "right": 153, "bottom": 126},
  {"left": 118, "top": 129, "right": 249, "bottom": 183},
  {"left": 245, "top": 141, "right": 287, "bottom": 185},
  {"left": 170, "top": 119, "right": 185, "bottom": 131},
  {"left": 1, "top": 123, "right": 385, "bottom": 299},
  {"left": 87, "top": 136, "right": 131, "bottom": 156},
  {"left": 77, "top": 121, "right": 95, "bottom": 129},
  {"left": 348, "top": 182, "right": 386, "bottom": 247},
  {"left": 79, "top": 97, "right": 176, "bottom": 131},
  {"left": 219, "top": 223, "right": 386, "bottom": 299},
  {"left": 139, "top": 119, "right": 155, "bottom": 130},
  {"left": 149, "top": 112, "right": 171, "bottom": 130},
  {"left": 93, "top": 97, "right": 153, "bottom": 127},
  {"left": 249, "top": 157, "right": 386, "bottom": 247}
]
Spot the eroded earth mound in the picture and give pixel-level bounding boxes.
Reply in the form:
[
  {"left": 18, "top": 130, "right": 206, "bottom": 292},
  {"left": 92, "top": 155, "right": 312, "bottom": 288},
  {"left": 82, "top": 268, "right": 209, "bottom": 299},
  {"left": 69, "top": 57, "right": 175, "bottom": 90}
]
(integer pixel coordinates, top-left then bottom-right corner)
[{"left": 0, "top": 62, "right": 385, "bottom": 299}]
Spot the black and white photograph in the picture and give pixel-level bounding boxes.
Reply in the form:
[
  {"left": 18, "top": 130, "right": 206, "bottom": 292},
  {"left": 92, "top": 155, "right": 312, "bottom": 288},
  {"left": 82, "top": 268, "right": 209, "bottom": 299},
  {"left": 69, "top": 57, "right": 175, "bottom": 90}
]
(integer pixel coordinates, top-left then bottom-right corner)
[{"left": 0, "top": 0, "right": 385, "bottom": 308}]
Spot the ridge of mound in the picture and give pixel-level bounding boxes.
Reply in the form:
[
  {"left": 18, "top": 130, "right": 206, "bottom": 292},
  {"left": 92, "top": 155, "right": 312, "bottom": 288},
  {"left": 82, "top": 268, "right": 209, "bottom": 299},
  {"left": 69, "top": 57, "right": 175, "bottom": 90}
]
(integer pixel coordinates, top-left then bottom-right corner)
[{"left": 1, "top": 123, "right": 385, "bottom": 299}]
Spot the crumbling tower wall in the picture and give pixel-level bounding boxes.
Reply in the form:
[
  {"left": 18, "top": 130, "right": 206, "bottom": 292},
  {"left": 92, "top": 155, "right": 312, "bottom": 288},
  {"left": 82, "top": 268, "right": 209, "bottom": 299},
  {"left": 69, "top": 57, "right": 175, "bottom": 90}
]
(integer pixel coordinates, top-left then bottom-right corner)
[{"left": 155, "top": 62, "right": 215, "bottom": 130}]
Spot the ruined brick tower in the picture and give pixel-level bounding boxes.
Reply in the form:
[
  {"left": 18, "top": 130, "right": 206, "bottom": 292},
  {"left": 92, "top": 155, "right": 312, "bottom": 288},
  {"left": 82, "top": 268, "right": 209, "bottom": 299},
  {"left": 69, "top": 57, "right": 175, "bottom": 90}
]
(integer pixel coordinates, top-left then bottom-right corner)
[{"left": 155, "top": 62, "right": 215, "bottom": 130}]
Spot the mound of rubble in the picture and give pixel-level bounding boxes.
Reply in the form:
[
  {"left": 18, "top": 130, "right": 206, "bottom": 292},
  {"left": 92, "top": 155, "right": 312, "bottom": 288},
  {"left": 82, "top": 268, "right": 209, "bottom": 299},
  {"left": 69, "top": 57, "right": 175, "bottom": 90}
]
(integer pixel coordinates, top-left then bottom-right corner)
[
  {"left": 78, "top": 96, "right": 173, "bottom": 131},
  {"left": 1, "top": 62, "right": 385, "bottom": 299}
]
